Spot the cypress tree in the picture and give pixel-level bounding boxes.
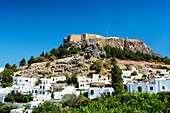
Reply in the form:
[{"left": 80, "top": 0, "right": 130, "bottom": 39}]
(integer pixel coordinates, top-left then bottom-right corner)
[
  {"left": 19, "top": 58, "right": 26, "bottom": 66},
  {"left": 111, "top": 63, "right": 124, "bottom": 95}
]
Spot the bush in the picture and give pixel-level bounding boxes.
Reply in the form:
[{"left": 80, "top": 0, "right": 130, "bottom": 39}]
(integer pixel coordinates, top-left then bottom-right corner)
[
  {"left": 57, "top": 80, "right": 66, "bottom": 83},
  {"left": 131, "top": 71, "right": 137, "bottom": 76},
  {"left": 4, "top": 91, "right": 34, "bottom": 103},
  {"left": 92, "top": 60, "right": 103, "bottom": 74},
  {"left": 82, "top": 92, "right": 88, "bottom": 97},
  {"left": 35, "top": 56, "right": 45, "bottom": 62},
  {"left": 84, "top": 53, "right": 91, "bottom": 59},
  {"left": 46, "top": 62, "right": 51, "bottom": 67},
  {"left": 2, "top": 83, "right": 12, "bottom": 88},
  {"left": 61, "top": 94, "right": 84, "bottom": 108},
  {"left": 49, "top": 56, "right": 56, "bottom": 61},
  {"left": 68, "top": 92, "right": 170, "bottom": 113}
]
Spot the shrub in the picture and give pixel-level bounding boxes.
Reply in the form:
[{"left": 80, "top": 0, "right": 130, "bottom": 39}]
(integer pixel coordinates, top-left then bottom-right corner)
[
  {"left": 49, "top": 56, "right": 56, "bottom": 61},
  {"left": 82, "top": 92, "right": 88, "bottom": 97},
  {"left": 131, "top": 71, "right": 137, "bottom": 76},
  {"left": 57, "top": 80, "right": 66, "bottom": 83},
  {"left": 35, "top": 56, "right": 45, "bottom": 62},
  {"left": 84, "top": 53, "right": 91, "bottom": 59},
  {"left": 46, "top": 62, "right": 51, "bottom": 67}
]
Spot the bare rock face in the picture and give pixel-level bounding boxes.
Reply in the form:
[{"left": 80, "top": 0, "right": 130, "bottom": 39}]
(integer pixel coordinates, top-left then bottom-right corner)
[{"left": 64, "top": 33, "right": 157, "bottom": 56}]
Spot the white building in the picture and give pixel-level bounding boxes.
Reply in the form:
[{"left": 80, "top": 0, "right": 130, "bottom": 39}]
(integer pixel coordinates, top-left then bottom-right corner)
[
  {"left": 51, "top": 77, "right": 66, "bottom": 83},
  {"left": 126, "top": 79, "right": 170, "bottom": 93},
  {"left": 13, "top": 77, "right": 37, "bottom": 87},
  {"left": 78, "top": 80, "right": 90, "bottom": 89},
  {"left": 87, "top": 74, "right": 109, "bottom": 84},
  {"left": 88, "top": 87, "right": 114, "bottom": 99},
  {"left": 53, "top": 86, "right": 82, "bottom": 100}
]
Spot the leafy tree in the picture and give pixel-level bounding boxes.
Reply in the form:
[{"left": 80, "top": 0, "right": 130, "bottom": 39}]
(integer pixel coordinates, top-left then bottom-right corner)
[
  {"left": 32, "top": 101, "right": 69, "bottom": 113},
  {"left": 0, "top": 102, "right": 18, "bottom": 113},
  {"left": 0, "top": 69, "right": 14, "bottom": 87},
  {"left": 92, "top": 60, "right": 103, "bottom": 74},
  {"left": 4, "top": 91, "right": 33, "bottom": 103},
  {"left": 19, "top": 58, "right": 26, "bottom": 66},
  {"left": 131, "top": 71, "right": 137, "bottom": 76},
  {"left": 35, "top": 56, "right": 45, "bottom": 62},
  {"left": 11, "top": 64, "right": 17, "bottom": 72},
  {"left": 71, "top": 73, "right": 77, "bottom": 84},
  {"left": 61, "top": 94, "right": 84, "bottom": 107},
  {"left": 49, "top": 55, "right": 56, "bottom": 61},
  {"left": 111, "top": 63, "right": 124, "bottom": 95}
]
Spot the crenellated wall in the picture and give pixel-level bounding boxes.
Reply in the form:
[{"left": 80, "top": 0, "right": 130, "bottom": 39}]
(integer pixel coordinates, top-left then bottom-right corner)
[{"left": 63, "top": 33, "right": 154, "bottom": 55}]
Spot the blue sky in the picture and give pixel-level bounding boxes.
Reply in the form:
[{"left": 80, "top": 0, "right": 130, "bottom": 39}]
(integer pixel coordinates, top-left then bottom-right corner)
[{"left": 0, "top": 0, "right": 169, "bottom": 67}]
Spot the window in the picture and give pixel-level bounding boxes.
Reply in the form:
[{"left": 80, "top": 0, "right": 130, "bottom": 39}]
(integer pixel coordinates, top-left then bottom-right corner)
[
  {"left": 150, "top": 87, "right": 153, "bottom": 90},
  {"left": 35, "top": 90, "right": 37, "bottom": 93},
  {"left": 138, "top": 87, "right": 142, "bottom": 92},
  {"left": 40, "top": 86, "right": 42, "bottom": 89},
  {"left": 53, "top": 78, "right": 54, "bottom": 81},
  {"left": 162, "top": 86, "right": 165, "bottom": 90},
  {"left": 91, "top": 90, "right": 94, "bottom": 95},
  {"left": 25, "top": 80, "right": 28, "bottom": 82},
  {"left": 43, "top": 86, "right": 45, "bottom": 90}
]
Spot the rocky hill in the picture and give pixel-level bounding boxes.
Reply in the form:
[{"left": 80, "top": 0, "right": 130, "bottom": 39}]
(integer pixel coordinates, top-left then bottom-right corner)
[
  {"left": 14, "top": 33, "right": 169, "bottom": 78},
  {"left": 64, "top": 34, "right": 160, "bottom": 57}
]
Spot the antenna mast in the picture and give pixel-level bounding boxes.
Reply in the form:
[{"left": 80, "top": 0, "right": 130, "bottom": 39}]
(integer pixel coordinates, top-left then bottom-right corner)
[{"left": 106, "top": 28, "right": 107, "bottom": 37}]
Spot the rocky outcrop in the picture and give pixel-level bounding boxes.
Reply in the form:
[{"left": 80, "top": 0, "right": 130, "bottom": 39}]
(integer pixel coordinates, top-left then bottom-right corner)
[{"left": 64, "top": 34, "right": 156, "bottom": 56}]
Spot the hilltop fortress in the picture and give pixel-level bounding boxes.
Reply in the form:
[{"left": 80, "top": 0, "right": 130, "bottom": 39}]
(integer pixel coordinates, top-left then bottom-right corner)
[{"left": 63, "top": 33, "right": 155, "bottom": 55}]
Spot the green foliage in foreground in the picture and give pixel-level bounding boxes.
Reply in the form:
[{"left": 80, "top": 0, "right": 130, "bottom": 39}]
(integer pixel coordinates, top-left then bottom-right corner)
[
  {"left": 0, "top": 102, "right": 18, "bottom": 113},
  {"left": 33, "top": 94, "right": 84, "bottom": 113},
  {"left": 4, "top": 91, "right": 34, "bottom": 103},
  {"left": 68, "top": 91, "right": 170, "bottom": 113}
]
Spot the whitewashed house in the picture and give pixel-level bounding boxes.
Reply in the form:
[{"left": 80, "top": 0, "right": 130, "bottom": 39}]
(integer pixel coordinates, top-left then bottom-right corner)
[
  {"left": 88, "top": 87, "right": 114, "bottom": 99},
  {"left": 53, "top": 86, "right": 82, "bottom": 100},
  {"left": 77, "top": 77, "right": 86, "bottom": 82},
  {"left": 87, "top": 74, "right": 109, "bottom": 84},
  {"left": 51, "top": 77, "right": 66, "bottom": 83},
  {"left": 40, "top": 78, "right": 52, "bottom": 84},
  {"left": 78, "top": 80, "right": 90, "bottom": 89},
  {"left": 126, "top": 79, "right": 170, "bottom": 93},
  {"left": 13, "top": 77, "right": 37, "bottom": 87}
]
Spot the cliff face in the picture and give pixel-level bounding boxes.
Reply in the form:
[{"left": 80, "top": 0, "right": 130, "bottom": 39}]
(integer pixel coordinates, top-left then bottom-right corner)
[{"left": 64, "top": 34, "right": 154, "bottom": 55}]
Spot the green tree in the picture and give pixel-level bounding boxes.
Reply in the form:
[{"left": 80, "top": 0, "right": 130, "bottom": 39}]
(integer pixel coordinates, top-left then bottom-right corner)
[
  {"left": 11, "top": 64, "right": 17, "bottom": 72},
  {"left": 19, "top": 58, "right": 26, "bottom": 66},
  {"left": 49, "top": 55, "right": 56, "bottom": 61},
  {"left": 28, "top": 56, "right": 35, "bottom": 64},
  {"left": 5, "top": 63, "right": 11, "bottom": 70},
  {"left": 111, "top": 63, "right": 124, "bottom": 95},
  {"left": 131, "top": 71, "right": 137, "bottom": 76},
  {"left": 71, "top": 73, "right": 77, "bottom": 84},
  {"left": 40, "top": 51, "right": 45, "bottom": 57},
  {"left": 92, "top": 60, "right": 103, "bottom": 74},
  {"left": 0, "top": 69, "right": 14, "bottom": 87}
]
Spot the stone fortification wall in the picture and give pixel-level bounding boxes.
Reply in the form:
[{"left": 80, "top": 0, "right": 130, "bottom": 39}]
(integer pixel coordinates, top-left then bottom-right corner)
[{"left": 63, "top": 33, "right": 154, "bottom": 55}]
